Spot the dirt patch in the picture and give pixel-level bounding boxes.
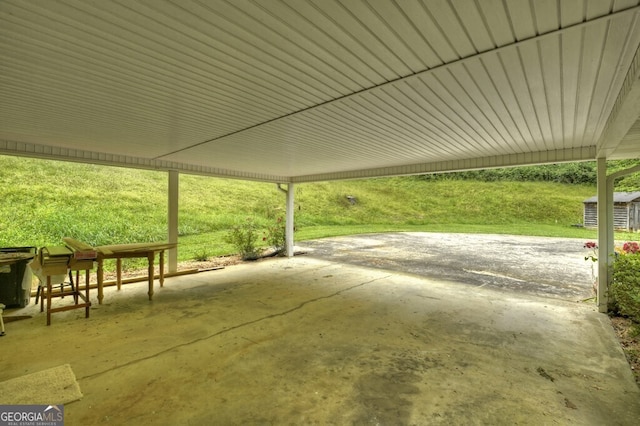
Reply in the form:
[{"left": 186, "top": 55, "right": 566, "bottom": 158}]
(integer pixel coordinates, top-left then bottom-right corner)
[
  {"left": 171, "top": 254, "right": 244, "bottom": 272},
  {"left": 103, "top": 254, "right": 244, "bottom": 282},
  {"left": 610, "top": 316, "right": 640, "bottom": 385}
]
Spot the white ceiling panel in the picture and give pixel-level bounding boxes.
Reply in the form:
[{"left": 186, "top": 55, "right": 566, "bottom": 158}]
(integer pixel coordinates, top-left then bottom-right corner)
[{"left": 1, "top": 0, "right": 640, "bottom": 183}]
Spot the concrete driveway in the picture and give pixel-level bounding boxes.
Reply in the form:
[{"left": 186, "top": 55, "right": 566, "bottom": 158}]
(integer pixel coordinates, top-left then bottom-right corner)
[
  {"left": 299, "top": 232, "right": 596, "bottom": 301},
  {"left": 1, "top": 233, "right": 637, "bottom": 424}
]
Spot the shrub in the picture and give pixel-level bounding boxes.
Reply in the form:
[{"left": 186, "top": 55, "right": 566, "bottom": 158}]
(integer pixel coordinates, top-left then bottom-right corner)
[
  {"left": 611, "top": 246, "right": 640, "bottom": 322},
  {"left": 224, "top": 218, "right": 260, "bottom": 260},
  {"left": 263, "top": 217, "right": 286, "bottom": 255},
  {"left": 193, "top": 251, "right": 210, "bottom": 262}
]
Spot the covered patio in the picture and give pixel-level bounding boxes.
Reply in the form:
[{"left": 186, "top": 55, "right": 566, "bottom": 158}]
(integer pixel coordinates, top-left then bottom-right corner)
[
  {"left": 2, "top": 2, "right": 640, "bottom": 311},
  {"left": 2, "top": 1, "right": 640, "bottom": 423},
  {"left": 1, "top": 254, "right": 639, "bottom": 424}
]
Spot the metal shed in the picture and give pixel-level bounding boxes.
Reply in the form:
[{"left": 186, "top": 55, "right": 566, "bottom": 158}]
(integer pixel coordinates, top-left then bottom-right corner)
[{"left": 583, "top": 192, "right": 640, "bottom": 231}]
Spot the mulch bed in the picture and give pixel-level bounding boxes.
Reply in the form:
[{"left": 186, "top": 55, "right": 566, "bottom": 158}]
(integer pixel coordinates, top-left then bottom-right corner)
[{"left": 610, "top": 316, "right": 640, "bottom": 386}]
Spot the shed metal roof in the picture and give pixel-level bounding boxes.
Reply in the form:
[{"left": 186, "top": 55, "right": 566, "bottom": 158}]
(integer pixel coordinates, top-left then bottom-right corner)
[
  {"left": 584, "top": 192, "right": 640, "bottom": 203},
  {"left": 1, "top": 0, "right": 640, "bottom": 183}
]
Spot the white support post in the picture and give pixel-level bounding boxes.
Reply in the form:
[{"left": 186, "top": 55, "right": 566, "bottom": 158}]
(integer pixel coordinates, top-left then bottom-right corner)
[
  {"left": 285, "top": 183, "right": 295, "bottom": 258},
  {"left": 596, "top": 158, "right": 612, "bottom": 313},
  {"left": 168, "top": 170, "right": 179, "bottom": 273}
]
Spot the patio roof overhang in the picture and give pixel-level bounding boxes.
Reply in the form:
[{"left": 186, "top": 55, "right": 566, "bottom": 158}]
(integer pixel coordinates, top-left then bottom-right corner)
[
  {"left": 1, "top": 0, "right": 640, "bottom": 183},
  {"left": 2, "top": 1, "right": 640, "bottom": 315}
]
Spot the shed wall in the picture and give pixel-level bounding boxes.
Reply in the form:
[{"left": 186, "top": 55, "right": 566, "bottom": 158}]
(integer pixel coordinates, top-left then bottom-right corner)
[{"left": 584, "top": 202, "right": 639, "bottom": 231}]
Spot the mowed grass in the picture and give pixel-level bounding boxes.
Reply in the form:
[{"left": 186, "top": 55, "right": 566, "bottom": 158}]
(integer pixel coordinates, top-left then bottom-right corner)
[{"left": 2, "top": 154, "right": 630, "bottom": 266}]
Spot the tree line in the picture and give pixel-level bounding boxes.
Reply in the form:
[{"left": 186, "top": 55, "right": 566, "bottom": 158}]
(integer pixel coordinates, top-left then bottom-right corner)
[{"left": 417, "top": 160, "right": 640, "bottom": 190}]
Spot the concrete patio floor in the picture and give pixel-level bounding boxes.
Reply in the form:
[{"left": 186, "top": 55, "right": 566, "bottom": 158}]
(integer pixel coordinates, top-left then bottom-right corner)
[{"left": 1, "top": 255, "right": 639, "bottom": 425}]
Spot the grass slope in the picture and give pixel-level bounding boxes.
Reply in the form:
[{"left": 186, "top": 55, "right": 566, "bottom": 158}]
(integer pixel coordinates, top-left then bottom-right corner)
[{"left": 0, "top": 155, "right": 622, "bottom": 264}]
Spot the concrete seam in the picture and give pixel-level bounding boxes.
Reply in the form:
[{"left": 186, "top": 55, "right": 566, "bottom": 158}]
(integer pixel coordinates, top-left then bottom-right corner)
[{"left": 79, "top": 275, "right": 391, "bottom": 380}]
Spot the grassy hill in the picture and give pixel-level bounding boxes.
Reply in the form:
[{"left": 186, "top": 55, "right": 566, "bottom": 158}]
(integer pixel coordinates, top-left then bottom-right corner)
[{"left": 0, "top": 154, "right": 630, "bottom": 263}]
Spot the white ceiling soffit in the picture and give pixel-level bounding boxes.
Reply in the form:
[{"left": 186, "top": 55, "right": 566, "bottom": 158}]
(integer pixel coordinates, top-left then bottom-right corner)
[{"left": 1, "top": 0, "right": 640, "bottom": 183}]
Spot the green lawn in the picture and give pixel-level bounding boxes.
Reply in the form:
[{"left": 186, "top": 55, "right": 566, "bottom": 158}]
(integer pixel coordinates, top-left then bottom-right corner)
[{"left": 1, "top": 155, "right": 636, "bottom": 266}]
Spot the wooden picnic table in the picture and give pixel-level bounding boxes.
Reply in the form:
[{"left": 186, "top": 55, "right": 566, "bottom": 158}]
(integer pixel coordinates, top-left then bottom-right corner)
[{"left": 94, "top": 242, "right": 177, "bottom": 304}]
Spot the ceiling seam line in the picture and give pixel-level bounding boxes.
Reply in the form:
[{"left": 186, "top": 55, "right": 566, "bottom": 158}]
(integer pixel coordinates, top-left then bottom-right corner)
[{"left": 149, "top": 5, "right": 640, "bottom": 161}]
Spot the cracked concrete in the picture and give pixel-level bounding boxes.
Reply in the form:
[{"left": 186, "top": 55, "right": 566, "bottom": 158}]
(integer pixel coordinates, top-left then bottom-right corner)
[
  {"left": 301, "top": 232, "right": 597, "bottom": 301},
  {"left": 1, "top": 238, "right": 639, "bottom": 424}
]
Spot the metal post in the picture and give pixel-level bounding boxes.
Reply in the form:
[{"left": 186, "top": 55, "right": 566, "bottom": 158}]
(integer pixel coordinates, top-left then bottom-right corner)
[
  {"left": 168, "top": 170, "right": 179, "bottom": 273},
  {"left": 596, "top": 158, "right": 612, "bottom": 313},
  {"left": 286, "top": 183, "right": 295, "bottom": 258}
]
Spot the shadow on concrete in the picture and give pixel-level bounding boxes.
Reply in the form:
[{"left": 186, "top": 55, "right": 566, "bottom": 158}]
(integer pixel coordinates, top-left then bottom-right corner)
[{"left": 1, "top": 233, "right": 637, "bottom": 424}]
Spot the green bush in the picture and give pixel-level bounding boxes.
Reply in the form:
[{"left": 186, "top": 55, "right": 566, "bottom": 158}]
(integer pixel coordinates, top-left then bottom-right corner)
[
  {"left": 263, "top": 217, "right": 286, "bottom": 255},
  {"left": 611, "top": 251, "right": 640, "bottom": 322},
  {"left": 193, "top": 250, "right": 210, "bottom": 262},
  {"left": 224, "top": 218, "right": 260, "bottom": 260}
]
